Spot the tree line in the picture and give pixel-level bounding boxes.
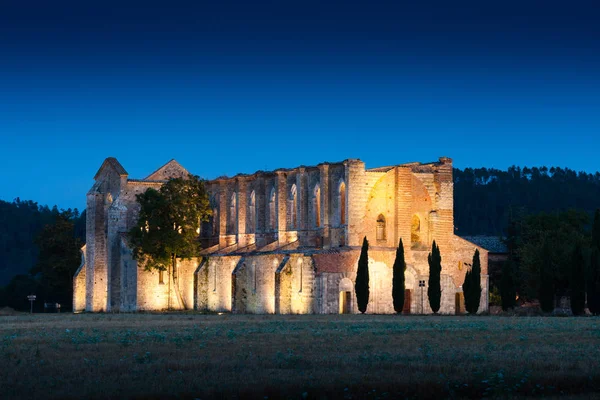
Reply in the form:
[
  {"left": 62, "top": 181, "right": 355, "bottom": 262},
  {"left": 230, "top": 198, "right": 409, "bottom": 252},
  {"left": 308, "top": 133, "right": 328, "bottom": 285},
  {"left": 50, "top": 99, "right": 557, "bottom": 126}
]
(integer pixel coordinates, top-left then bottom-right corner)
[
  {"left": 499, "top": 209, "right": 600, "bottom": 315},
  {"left": 454, "top": 166, "right": 600, "bottom": 236},
  {"left": 0, "top": 201, "right": 84, "bottom": 312}
]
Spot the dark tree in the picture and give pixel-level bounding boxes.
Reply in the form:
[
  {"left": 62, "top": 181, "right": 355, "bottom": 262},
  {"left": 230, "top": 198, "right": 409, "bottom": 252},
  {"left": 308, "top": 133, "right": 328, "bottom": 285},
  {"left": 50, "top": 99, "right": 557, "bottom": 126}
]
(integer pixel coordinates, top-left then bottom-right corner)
[
  {"left": 500, "top": 258, "right": 517, "bottom": 311},
  {"left": 589, "top": 210, "right": 600, "bottom": 315},
  {"left": 570, "top": 243, "right": 586, "bottom": 315},
  {"left": 539, "top": 241, "right": 555, "bottom": 313},
  {"left": 427, "top": 240, "right": 442, "bottom": 313},
  {"left": 355, "top": 236, "right": 370, "bottom": 314},
  {"left": 129, "top": 174, "right": 211, "bottom": 309},
  {"left": 31, "top": 209, "right": 83, "bottom": 309},
  {"left": 392, "top": 238, "right": 406, "bottom": 313},
  {"left": 464, "top": 249, "right": 482, "bottom": 314}
]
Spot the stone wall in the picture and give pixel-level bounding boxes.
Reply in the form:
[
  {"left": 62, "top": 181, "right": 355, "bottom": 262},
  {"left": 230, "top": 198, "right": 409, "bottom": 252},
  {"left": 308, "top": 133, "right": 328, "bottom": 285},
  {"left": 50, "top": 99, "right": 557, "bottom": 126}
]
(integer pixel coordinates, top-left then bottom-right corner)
[
  {"left": 72, "top": 245, "right": 86, "bottom": 312},
  {"left": 195, "top": 255, "right": 241, "bottom": 312},
  {"left": 232, "top": 254, "right": 284, "bottom": 314}
]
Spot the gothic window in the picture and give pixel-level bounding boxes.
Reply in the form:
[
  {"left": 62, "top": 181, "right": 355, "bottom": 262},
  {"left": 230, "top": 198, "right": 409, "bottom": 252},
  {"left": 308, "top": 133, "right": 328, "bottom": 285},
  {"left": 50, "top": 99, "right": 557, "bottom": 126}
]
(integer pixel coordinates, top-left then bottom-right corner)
[
  {"left": 269, "top": 187, "right": 276, "bottom": 231},
  {"left": 228, "top": 192, "right": 237, "bottom": 234},
  {"left": 289, "top": 184, "right": 298, "bottom": 229},
  {"left": 376, "top": 214, "right": 386, "bottom": 241},
  {"left": 313, "top": 184, "right": 321, "bottom": 228},
  {"left": 411, "top": 215, "right": 421, "bottom": 244},
  {"left": 339, "top": 181, "right": 346, "bottom": 225},
  {"left": 212, "top": 207, "right": 218, "bottom": 236},
  {"left": 248, "top": 190, "right": 256, "bottom": 233}
]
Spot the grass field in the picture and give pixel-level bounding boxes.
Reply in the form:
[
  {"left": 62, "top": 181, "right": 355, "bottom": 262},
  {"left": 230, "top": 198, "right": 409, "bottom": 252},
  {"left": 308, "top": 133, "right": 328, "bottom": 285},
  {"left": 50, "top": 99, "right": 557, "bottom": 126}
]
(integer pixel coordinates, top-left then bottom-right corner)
[{"left": 1, "top": 313, "right": 600, "bottom": 399}]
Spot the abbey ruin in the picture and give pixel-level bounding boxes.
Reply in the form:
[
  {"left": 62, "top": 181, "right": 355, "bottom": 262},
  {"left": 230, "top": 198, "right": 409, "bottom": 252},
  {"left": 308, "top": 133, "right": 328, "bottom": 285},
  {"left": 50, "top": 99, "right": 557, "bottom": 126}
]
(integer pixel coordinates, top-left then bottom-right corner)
[{"left": 73, "top": 157, "right": 489, "bottom": 314}]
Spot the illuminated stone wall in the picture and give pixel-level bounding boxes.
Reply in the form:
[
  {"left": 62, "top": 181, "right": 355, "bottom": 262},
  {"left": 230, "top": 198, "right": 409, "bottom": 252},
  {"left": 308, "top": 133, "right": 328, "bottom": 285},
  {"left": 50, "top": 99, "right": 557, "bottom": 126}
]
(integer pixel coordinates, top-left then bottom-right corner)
[
  {"left": 195, "top": 255, "right": 241, "bottom": 312},
  {"left": 72, "top": 245, "right": 86, "bottom": 312},
  {"left": 232, "top": 254, "right": 284, "bottom": 314},
  {"left": 77, "top": 156, "right": 491, "bottom": 314}
]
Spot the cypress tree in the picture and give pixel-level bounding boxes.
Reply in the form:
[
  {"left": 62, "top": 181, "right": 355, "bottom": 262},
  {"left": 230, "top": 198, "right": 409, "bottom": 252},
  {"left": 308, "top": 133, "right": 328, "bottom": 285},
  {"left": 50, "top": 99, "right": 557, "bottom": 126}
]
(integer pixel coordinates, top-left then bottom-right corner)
[
  {"left": 392, "top": 238, "right": 406, "bottom": 313},
  {"left": 500, "top": 258, "right": 517, "bottom": 311},
  {"left": 588, "top": 210, "right": 600, "bottom": 315},
  {"left": 570, "top": 243, "right": 586, "bottom": 316},
  {"left": 427, "top": 240, "right": 442, "bottom": 313},
  {"left": 464, "top": 249, "right": 482, "bottom": 314},
  {"left": 355, "top": 236, "right": 370, "bottom": 314},
  {"left": 539, "top": 241, "right": 555, "bottom": 313}
]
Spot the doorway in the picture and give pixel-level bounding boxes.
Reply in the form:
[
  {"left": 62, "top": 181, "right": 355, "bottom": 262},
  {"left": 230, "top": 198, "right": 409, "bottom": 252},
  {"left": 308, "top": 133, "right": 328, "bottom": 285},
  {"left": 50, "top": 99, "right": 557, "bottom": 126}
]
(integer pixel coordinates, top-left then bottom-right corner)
[
  {"left": 403, "top": 289, "right": 412, "bottom": 314},
  {"left": 339, "top": 291, "right": 352, "bottom": 314},
  {"left": 455, "top": 292, "right": 465, "bottom": 314}
]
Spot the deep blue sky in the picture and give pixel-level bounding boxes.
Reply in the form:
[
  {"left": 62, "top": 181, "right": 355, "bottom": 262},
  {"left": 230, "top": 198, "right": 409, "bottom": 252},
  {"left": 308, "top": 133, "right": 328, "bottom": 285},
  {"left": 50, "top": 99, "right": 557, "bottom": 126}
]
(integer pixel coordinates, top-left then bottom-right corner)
[{"left": 1, "top": 1, "right": 599, "bottom": 210}]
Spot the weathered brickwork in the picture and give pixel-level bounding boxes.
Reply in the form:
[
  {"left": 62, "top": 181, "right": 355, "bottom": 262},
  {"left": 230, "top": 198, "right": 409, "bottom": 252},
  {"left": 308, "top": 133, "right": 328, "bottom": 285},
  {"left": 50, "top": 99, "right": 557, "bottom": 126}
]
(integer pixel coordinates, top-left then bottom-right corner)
[{"left": 74, "top": 156, "right": 490, "bottom": 314}]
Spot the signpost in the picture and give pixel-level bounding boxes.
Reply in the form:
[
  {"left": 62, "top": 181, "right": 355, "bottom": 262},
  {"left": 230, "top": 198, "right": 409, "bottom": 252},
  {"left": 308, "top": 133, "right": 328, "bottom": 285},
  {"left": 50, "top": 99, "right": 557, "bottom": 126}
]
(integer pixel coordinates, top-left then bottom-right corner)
[
  {"left": 27, "top": 294, "right": 36, "bottom": 313},
  {"left": 419, "top": 280, "right": 426, "bottom": 314}
]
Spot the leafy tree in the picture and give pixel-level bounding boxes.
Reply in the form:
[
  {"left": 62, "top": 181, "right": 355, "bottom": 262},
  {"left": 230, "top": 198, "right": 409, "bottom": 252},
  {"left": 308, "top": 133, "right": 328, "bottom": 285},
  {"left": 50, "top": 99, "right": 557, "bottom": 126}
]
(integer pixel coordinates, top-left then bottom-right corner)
[
  {"left": 355, "top": 236, "right": 370, "bottom": 314},
  {"left": 427, "top": 240, "right": 441, "bottom": 313},
  {"left": 570, "top": 242, "right": 586, "bottom": 315},
  {"left": 463, "top": 249, "right": 482, "bottom": 314},
  {"left": 129, "top": 174, "right": 211, "bottom": 309},
  {"left": 500, "top": 258, "right": 517, "bottom": 311},
  {"left": 392, "top": 238, "right": 406, "bottom": 313},
  {"left": 589, "top": 210, "right": 600, "bottom": 315},
  {"left": 539, "top": 240, "right": 555, "bottom": 313}
]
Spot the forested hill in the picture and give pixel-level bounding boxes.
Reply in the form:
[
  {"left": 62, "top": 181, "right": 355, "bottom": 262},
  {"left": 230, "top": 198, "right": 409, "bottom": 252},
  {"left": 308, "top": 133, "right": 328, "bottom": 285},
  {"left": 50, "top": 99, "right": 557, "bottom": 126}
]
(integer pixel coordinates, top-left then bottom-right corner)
[
  {"left": 454, "top": 166, "right": 600, "bottom": 236},
  {"left": 0, "top": 199, "right": 85, "bottom": 286}
]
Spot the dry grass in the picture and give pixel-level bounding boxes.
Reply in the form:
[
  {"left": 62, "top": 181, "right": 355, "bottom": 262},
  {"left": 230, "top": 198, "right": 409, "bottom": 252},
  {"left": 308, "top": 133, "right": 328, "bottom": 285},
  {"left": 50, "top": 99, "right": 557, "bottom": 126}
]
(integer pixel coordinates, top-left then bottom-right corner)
[{"left": 1, "top": 313, "right": 600, "bottom": 399}]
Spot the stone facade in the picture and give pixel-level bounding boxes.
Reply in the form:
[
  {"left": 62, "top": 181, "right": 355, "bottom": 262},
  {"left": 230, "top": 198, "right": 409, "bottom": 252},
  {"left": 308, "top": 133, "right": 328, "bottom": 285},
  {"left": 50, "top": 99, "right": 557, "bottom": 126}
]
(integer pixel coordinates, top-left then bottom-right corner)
[{"left": 73, "top": 156, "right": 490, "bottom": 314}]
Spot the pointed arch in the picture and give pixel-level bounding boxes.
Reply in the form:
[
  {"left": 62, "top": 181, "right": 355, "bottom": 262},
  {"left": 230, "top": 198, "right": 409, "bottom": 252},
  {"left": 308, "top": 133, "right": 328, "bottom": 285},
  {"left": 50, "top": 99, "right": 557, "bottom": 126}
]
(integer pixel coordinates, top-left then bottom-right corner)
[
  {"left": 248, "top": 190, "right": 256, "bottom": 233},
  {"left": 228, "top": 192, "right": 237, "bottom": 234},
  {"left": 268, "top": 187, "right": 277, "bottom": 231},
  {"left": 313, "top": 183, "right": 321, "bottom": 228},
  {"left": 339, "top": 181, "right": 346, "bottom": 226},
  {"left": 289, "top": 184, "right": 298, "bottom": 229}
]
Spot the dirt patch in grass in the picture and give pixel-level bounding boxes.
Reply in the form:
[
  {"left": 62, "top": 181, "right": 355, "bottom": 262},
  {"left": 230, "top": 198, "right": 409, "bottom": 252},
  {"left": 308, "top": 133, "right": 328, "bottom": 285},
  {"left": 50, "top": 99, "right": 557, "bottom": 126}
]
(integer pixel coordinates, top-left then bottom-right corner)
[{"left": 1, "top": 314, "right": 600, "bottom": 399}]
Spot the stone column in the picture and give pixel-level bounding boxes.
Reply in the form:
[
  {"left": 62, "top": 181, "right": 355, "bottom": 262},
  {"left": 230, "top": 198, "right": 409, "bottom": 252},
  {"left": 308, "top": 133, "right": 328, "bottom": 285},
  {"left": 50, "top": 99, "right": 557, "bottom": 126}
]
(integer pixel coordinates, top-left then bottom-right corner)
[
  {"left": 297, "top": 167, "right": 307, "bottom": 231},
  {"left": 218, "top": 181, "right": 228, "bottom": 248}
]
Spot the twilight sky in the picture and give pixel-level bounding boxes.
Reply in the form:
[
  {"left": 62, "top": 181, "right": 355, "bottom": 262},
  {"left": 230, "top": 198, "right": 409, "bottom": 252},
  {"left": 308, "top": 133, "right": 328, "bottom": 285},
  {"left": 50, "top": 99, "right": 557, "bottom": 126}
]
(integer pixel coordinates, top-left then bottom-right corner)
[{"left": 1, "top": 0, "right": 599, "bottom": 210}]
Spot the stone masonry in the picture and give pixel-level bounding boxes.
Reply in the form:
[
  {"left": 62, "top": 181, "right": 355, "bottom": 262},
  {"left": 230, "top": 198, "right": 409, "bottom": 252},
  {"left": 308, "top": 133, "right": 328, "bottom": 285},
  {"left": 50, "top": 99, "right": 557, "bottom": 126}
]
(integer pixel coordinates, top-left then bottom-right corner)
[{"left": 74, "top": 157, "right": 489, "bottom": 314}]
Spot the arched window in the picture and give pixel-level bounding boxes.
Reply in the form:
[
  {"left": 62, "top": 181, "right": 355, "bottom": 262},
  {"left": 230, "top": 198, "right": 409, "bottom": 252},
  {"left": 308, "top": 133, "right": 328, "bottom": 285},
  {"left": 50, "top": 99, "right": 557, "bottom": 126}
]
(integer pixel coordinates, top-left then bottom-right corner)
[
  {"left": 228, "top": 192, "right": 237, "bottom": 234},
  {"left": 269, "top": 187, "right": 276, "bottom": 231},
  {"left": 339, "top": 181, "right": 346, "bottom": 225},
  {"left": 212, "top": 207, "right": 218, "bottom": 236},
  {"left": 313, "top": 184, "right": 321, "bottom": 228},
  {"left": 411, "top": 215, "right": 421, "bottom": 244},
  {"left": 376, "top": 214, "right": 386, "bottom": 241},
  {"left": 289, "top": 184, "right": 298, "bottom": 229},
  {"left": 248, "top": 190, "right": 256, "bottom": 233}
]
